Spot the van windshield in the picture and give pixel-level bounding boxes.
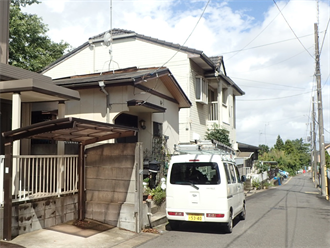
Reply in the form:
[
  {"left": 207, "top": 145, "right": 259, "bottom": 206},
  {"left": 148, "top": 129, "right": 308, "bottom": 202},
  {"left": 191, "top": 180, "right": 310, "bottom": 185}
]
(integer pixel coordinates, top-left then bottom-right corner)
[{"left": 170, "top": 162, "right": 220, "bottom": 185}]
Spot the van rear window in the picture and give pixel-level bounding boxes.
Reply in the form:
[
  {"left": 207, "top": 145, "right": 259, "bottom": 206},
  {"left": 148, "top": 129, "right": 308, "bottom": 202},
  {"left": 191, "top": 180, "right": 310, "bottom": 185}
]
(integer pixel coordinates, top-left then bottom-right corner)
[{"left": 170, "top": 162, "right": 220, "bottom": 185}]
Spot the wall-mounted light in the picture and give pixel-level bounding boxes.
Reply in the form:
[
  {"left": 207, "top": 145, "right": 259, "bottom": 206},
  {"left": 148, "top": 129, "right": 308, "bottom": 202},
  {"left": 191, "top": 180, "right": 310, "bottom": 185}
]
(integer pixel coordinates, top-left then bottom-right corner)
[{"left": 139, "top": 120, "right": 146, "bottom": 129}]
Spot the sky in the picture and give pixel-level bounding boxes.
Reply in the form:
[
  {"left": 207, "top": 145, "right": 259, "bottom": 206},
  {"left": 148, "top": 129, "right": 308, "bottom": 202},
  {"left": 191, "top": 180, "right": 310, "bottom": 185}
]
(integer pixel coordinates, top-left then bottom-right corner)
[{"left": 22, "top": 0, "right": 330, "bottom": 148}]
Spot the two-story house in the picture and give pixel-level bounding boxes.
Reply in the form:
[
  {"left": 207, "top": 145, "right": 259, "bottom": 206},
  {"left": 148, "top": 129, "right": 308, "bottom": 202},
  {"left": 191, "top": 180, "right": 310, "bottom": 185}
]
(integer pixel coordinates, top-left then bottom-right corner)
[{"left": 41, "top": 29, "right": 245, "bottom": 150}]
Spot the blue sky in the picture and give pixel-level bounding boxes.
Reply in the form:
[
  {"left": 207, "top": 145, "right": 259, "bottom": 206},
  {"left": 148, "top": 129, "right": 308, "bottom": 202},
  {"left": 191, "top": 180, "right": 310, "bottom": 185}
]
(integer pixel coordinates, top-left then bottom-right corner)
[
  {"left": 227, "top": 0, "right": 274, "bottom": 23},
  {"left": 23, "top": 0, "right": 330, "bottom": 147}
]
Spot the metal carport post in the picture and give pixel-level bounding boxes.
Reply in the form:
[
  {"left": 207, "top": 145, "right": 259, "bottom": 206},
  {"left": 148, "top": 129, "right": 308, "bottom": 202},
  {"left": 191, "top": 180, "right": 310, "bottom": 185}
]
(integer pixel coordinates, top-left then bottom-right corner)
[{"left": 2, "top": 117, "right": 138, "bottom": 241}]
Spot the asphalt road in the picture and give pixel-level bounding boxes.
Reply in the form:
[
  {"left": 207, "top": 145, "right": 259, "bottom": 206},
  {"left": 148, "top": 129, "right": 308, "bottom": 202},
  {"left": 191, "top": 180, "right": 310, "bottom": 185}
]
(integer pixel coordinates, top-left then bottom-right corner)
[{"left": 136, "top": 174, "right": 330, "bottom": 248}]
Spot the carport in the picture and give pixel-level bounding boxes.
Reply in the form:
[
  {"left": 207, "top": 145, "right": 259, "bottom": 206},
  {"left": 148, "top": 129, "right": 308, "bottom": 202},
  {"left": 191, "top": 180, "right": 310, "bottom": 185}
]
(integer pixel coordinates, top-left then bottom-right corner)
[{"left": 2, "top": 117, "right": 138, "bottom": 240}]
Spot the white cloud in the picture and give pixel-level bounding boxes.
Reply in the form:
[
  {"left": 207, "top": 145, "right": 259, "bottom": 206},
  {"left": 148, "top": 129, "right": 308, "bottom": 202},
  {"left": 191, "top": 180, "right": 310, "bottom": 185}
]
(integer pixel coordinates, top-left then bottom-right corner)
[
  {"left": 22, "top": 0, "right": 330, "bottom": 146},
  {"left": 43, "top": 0, "right": 69, "bottom": 13}
]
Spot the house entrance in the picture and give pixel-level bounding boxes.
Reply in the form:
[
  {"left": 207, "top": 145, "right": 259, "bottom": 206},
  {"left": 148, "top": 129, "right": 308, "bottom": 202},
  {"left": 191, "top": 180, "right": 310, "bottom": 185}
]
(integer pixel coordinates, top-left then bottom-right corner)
[{"left": 115, "top": 113, "right": 138, "bottom": 143}]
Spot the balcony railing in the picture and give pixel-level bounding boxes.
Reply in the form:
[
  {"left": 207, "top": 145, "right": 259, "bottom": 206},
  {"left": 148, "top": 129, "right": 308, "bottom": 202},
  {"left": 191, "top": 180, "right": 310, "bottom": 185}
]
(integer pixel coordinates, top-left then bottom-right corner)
[
  {"left": 208, "top": 101, "right": 218, "bottom": 121},
  {"left": 0, "top": 155, "right": 78, "bottom": 206}
]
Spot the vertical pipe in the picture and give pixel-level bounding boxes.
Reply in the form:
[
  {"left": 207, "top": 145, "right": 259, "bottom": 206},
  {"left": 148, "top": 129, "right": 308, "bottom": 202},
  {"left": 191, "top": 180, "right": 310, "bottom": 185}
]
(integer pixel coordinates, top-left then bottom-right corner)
[
  {"left": 78, "top": 144, "right": 85, "bottom": 220},
  {"left": 3, "top": 141, "right": 13, "bottom": 240},
  {"left": 12, "top": 93, "right": 21, "bottom": 195}
]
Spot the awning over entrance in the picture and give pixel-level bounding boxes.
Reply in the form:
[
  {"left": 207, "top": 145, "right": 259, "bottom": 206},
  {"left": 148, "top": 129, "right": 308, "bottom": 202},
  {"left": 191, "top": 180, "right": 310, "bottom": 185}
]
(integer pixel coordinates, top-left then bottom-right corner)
[
  {"left": 2, "top": 117, "right": 138, "bottom": 241},
  {"left": 127, "top": 99, "right": 166, "bottom": 113}
]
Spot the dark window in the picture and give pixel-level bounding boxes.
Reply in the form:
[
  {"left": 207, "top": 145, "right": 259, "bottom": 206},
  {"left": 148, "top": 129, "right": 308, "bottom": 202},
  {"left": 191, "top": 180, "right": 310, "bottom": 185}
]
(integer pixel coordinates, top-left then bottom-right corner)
[
  {"left": 223, "top": 163, "right": 231, "bottom": 184},
  {"left": 31, "top": 111, "right": 57, "bottom": 144},
  {"left": 170, "top": 162, "right": 220, "bottom": 185},
  {"left": 228, "top": 163, "right": 237, "bottom": 183},
  {"left": 235, "top": 166, "right": 242, "bottom": 183},
  {"left": 153, "top": 122, "right": 162, "bottom": 137}
]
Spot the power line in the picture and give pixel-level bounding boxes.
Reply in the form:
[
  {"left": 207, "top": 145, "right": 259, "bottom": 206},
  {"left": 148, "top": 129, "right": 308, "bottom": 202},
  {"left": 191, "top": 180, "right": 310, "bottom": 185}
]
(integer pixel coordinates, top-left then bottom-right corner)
[
  {"left": 221, "top": 33, "right": 315, "bottom": 55},
  {"left": 320, "top": 16, "right": 330, "bottom": 55},
  {"left": 241, "top": 45, "right": 314, "bottom": 73},
  {"left": 236, "top": 90, "right": 312, "bottom": 101},
  {"left": 273, "top": 0, "right": 314, "bottom": 59},
  {"left": 227, "top": 0, "right": 290, "bottom": 61},
  {"left": 231, "top": 77, "right": 306, "bottom": 89},
  {"left": 149, "top": 0, "right": 211, "bottom": 75}
]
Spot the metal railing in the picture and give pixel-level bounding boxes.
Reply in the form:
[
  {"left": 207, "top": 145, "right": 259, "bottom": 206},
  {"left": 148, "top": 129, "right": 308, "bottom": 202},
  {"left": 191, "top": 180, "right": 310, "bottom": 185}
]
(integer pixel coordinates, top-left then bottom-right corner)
[
  {"left": 208, "top": 101, "right": 218, "bottom": 121},
  {"left": 242, "top": 167, "right": 251, "bottom": 176},
  {"left": 8, "top": 155, "right": 78, "bottom": 204}
]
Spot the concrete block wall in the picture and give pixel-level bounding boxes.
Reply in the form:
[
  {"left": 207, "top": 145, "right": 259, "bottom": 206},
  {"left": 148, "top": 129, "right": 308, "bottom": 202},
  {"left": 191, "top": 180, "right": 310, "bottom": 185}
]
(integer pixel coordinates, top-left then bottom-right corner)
[
  {"left": 0, "top": 194, "right": 77, "bottom": 240},
  {"left": 85, "top": 143, "right": 140, "bottom": 232}
]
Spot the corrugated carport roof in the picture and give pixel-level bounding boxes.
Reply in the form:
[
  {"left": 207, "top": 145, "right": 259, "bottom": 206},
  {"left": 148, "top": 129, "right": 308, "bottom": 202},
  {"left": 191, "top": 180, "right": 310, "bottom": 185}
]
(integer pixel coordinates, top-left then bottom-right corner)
[{"left": 2, "top": 117, "right": 138, "bottom": 146}]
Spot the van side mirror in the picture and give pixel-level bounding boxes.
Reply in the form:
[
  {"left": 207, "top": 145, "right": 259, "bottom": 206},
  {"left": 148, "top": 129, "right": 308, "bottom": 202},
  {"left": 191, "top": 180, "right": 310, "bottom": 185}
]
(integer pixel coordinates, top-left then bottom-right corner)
[{"left": 241, "top": 175, "right": 246, "bottom": 182}]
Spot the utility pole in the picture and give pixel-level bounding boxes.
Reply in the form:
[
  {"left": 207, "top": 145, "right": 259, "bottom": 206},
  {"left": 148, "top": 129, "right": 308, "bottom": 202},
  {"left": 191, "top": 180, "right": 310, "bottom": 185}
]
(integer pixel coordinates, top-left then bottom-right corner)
[
  {"left": 314, "top": 23, "right": 328, "bottom": 199},
  {"left": 311, "top": 97, "right": 317, "bottom": 185},
  {"left": 310, "top": 123, "right": 314, "bottom": 181}
]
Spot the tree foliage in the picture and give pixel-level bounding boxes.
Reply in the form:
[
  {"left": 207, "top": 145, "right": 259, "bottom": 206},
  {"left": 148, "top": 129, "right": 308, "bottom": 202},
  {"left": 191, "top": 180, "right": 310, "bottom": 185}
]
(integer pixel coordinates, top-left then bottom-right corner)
[
  {"left": 9, "top": 1, "right": 70, "bottom": 72},
  {"left": 258, "top": 144, "right": 269, "bottom": 156},
  {"left": 205, "top": 124, "right": 231, "bottom": 147},
  {"left": 259, "top": 136, "right": 311, "bottom": 175},
  {"left": 274, "top": 135, "right": 284, "bottom": 150},
  {"left": 11, "top": 0, "right": 40, "bottom": 5},
  {"left": 326, "top": 151, "right": 330, "bottom": 169}
]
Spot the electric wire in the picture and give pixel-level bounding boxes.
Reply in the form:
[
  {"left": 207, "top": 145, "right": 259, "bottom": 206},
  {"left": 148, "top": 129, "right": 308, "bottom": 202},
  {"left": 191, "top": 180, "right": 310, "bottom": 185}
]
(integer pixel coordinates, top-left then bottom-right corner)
[
  {"left": 221, "top": 33, "right": 315, "bottom": 55},
  {"left": 231, "top": 77, "right": 305, "bottom": 89},
  {"left": 319, "top": 16, "right": 330, "bottom": 55},
  {"left": 239, "top": 45, "right": 314, "bottom": 73},
  {"left": 273, "top": 0, "right": 314, "bottom": 59},
  {"left": 237, "top": 90, "right": 313, "bottom": 101},
  {"left": 149, "top": 0, "right": 211, "bottom": 76},
  {"left": 227, "top": 0, "right": 289, "bottom": 61}
]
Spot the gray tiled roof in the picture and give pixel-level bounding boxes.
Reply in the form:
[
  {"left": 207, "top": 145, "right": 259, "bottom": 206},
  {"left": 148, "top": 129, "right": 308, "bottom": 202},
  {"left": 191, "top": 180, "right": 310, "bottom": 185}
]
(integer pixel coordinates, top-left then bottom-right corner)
[
  {"left": 41, "top": 28, "right": 210, "bottom": 73},
  {"left": 89, "top": 28, "right": 204, "bottom": 55}
]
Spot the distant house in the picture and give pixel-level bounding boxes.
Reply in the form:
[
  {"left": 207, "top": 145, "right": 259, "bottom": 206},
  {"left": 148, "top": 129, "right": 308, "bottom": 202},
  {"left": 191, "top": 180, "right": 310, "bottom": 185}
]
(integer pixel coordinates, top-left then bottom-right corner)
[
  {"left": 41, "top": 28, "right": 245, "bottom": 149},
  {"left": 235, "top": 142, "right": 260, "bottom": 168}
]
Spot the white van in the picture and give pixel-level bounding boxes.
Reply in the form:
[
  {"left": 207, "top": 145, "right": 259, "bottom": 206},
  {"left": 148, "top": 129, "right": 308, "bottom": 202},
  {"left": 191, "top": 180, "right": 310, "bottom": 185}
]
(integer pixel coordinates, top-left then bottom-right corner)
[{"left": 166, "top": 142, "right": 246, "bottom": 233}]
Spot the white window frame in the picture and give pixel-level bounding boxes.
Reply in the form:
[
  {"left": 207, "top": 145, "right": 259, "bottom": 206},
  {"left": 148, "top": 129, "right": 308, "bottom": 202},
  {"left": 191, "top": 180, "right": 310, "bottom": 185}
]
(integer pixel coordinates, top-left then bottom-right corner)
[{"left": 195, "top": 76, "right": 208, "bottom": 104}]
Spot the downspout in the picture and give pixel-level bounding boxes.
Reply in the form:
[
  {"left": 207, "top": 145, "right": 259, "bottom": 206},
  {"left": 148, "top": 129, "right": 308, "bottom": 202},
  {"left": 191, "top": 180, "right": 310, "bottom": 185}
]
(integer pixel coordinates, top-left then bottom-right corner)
[{"left": 98, "top": 81, "right": 110, "bottom": 124}]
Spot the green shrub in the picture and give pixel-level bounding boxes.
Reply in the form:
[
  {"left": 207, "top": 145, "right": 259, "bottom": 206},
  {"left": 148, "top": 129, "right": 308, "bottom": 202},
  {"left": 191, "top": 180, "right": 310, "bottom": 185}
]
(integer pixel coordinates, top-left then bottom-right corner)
[
  {"left": 263, "top": 180, "right": 273, "bottom": 189},
  {"left": 252, "top": 179, "right": 261, "bottom": 189},
  {"left": 146, "top": 186, "right": 166, "bottom": 206}
]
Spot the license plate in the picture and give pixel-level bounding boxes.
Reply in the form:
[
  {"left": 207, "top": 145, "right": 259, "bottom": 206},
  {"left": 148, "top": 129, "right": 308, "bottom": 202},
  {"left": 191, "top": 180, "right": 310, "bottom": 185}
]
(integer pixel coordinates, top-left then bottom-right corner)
[{"left": 188, "top": 214, "right": 203, "bottom": 221}]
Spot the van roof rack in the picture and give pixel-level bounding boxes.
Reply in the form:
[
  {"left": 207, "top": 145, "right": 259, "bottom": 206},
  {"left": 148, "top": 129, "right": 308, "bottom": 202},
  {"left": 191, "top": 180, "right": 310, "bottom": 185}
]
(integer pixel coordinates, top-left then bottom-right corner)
[{"left": 174, "top": 140, "right": 235, "bottom": 157}]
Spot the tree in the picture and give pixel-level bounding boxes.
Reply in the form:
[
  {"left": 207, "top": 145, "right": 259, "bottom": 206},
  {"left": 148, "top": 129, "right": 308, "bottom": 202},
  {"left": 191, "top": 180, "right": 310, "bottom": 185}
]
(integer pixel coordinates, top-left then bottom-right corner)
[
  {"left": 260, "top": 137, "right": 311, "bottom": 175},
  {"left": 259, "top": 144, "right": 269, "bottom": 155},
  {"left": 325, "top": 151, "right": 330, "bottom": 169},
  {"left": 284, "top": 140, "right": 295, "bottom": 154},
  {"left": 9, "top": 1, "right": 70, "bottom": 72},
  {"left": 205, "top": 124, "right": 231, "bottom": 147},
  {"left": 274, "top": 135, "right": 284, "bottom": 151}
]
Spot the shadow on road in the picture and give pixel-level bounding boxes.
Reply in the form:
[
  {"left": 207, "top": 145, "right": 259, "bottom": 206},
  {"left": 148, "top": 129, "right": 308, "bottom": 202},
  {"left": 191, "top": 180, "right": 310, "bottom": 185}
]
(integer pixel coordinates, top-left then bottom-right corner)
[{"left": 165, "top": 216, "right": 242, "bottom": 235}]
